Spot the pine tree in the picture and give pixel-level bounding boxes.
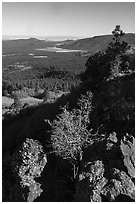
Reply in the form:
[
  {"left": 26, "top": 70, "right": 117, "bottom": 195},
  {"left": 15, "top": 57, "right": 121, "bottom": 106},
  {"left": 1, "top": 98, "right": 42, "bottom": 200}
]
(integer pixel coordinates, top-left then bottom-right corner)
[{"left": 112, "top": 25, "right": 125, "bottom": 43}]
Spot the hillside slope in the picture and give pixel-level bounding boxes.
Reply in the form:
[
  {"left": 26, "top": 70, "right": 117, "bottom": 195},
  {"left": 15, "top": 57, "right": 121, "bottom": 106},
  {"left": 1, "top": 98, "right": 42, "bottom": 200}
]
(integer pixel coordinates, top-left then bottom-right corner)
[
  {"left": 2, "top": 72, "right": 135, "bottom": 202},
  {"left": 58, "top": 33, "right": 135, "bottom": 53},
  {"left": 2, "top": 38, "right": 61, "bottom": 54}
]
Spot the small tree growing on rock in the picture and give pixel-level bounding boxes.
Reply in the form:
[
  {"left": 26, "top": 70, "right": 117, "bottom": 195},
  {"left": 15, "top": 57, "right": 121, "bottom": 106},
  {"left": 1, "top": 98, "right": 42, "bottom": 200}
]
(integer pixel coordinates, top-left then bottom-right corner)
[{"left": 51, "top": 92, "right": 104, "bottom": 179}]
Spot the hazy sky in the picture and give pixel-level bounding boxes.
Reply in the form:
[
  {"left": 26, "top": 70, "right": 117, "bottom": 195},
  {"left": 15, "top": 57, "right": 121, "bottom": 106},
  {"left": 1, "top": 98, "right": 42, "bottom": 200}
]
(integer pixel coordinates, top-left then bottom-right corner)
[{"left": 2, "top": 2, "right": 135, "bottom": 38}]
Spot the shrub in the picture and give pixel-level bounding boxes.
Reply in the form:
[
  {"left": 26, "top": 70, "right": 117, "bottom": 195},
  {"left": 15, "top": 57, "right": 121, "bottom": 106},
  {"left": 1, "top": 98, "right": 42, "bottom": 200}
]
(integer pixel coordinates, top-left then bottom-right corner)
[
  {"left": 81, "top": 51, "right": 112, "bottom": 84},
  {"left": 51, "top": 92, "right": 104, "bottom": 178},
  {"left": 51, "top": 92, "right": 93, "bottom": 160}
]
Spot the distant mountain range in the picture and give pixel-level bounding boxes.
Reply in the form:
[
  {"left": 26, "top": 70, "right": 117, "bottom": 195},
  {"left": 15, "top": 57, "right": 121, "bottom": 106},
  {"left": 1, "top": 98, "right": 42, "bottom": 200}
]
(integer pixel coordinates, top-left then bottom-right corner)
[
  {"left": 2, "top": 33, "right": 135, "bottom": 55},
  {"left": 57, "top": 33, "right": 135, "bottom": 53},
  {"left": 3, "top": 37, "right": 57, "bottom": 48},
  {"left": 2, "top": 38, "right": 61, "bottom": 54},
  {"left": 2, "top": 35, "right": 81, "bottom": 41}
]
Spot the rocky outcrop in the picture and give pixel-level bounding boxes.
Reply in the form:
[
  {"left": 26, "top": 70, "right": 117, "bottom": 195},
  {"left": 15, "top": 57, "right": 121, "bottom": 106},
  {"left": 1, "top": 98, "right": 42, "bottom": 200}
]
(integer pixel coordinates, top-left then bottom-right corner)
[
  {"left": 74, "top": 133, "right": 135, "bottom": 202},
  {"left": 102, "top": 169, "right": 135, "bottom": 201},
  {"left": 120, "top": 134, "right": 135, "bottom": 178},
  {"left": 2, "top": 138, "right": 47, "bottom": 202},
  {"left": 74, "top": 160, "right": 107, "bottom": 202}
]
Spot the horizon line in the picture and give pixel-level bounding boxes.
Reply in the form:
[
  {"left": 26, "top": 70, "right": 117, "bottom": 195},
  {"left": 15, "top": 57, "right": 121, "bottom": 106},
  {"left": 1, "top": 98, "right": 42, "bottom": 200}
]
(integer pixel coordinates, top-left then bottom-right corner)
[{"left": 2, "top": 32, "right": 135, "bottom": 41}]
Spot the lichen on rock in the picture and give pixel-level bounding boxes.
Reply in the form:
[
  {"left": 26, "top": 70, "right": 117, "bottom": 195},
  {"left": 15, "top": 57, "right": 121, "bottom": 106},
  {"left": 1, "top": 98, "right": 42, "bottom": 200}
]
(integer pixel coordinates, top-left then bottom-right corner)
[
  {"left": 74, "top": 133, "right": 135, "bottom": 202},
  {"left": 74, "top": 160, "right": 108, "bottom": 202},
  {"left": 120, "top": 133, "right": 135, "bottom": 178},
  {"left": 102, "top": 168, "right": 135, "bottom": 201},
  {"left": 17, "top": 138, "right": 47, "bottom": 202},
  {"left": 3, "top": 138, "right": 47, "bottom": 202}
]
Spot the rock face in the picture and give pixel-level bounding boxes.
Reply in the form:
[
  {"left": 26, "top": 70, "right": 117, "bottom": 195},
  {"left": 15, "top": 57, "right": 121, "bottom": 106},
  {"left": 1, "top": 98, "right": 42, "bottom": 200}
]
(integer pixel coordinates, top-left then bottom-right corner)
[
  {"left": 2, "top": 138, "right": 47, "bottom": 202},
  {"left": 102, "top": 169, "right": 135, "bottom": 201},
  {"left": 120, "top": 134, "right": 135, "bottom": 178},
  {"left": 2, "top": 134, "right": 135, "bottom": 202},
  {"left": 3, "top": 137, "right": 74, "bottom": 202},
  {"left": 74, "top": 133, "right": 135, "bottom": 202}
]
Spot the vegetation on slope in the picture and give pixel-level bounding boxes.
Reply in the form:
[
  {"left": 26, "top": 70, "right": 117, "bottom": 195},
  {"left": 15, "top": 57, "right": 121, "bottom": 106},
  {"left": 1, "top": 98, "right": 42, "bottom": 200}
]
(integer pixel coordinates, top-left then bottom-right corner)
[
  {"left": 58, "top": 33, "right": 135, "bottom": 52},
  {"left": 2, "top": 25, "right": 135, "bottom": 202}
]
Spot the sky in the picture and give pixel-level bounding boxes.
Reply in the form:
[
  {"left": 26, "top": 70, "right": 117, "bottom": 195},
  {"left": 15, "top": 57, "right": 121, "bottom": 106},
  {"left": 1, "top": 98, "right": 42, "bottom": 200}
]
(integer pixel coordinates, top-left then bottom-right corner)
[{"left": 2, "top": 2, "right": 135, "bottom": 39}]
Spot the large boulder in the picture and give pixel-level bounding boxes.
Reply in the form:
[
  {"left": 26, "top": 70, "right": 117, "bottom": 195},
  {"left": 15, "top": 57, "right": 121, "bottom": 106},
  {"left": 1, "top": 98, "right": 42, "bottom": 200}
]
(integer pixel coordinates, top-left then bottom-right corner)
[{"left": 2, "top": 138, "right": 47, "bottom": 202}]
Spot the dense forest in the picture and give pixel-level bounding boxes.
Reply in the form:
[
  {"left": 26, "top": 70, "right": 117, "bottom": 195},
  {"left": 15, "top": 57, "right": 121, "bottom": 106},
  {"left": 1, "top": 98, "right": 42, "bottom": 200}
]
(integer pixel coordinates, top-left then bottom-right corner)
[
  {"left": 2, "top": 51, "right": 86, "bottom": 93},
  {"left": 2, "top": 33, "right": 134, "bottom": 95},
  {"left": 2, "top": 26, "right": 135, "bottom": 202}
]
